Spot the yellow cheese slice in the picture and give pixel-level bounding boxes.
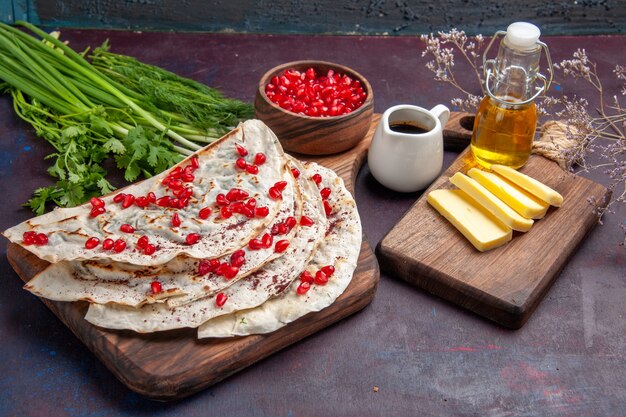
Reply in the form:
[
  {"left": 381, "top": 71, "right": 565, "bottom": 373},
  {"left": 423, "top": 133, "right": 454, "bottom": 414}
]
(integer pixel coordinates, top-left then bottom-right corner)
[
  {"left": 491, "top": 164, "right": 564, "bottom": 207},
  {"left": 449, "top": 172, "right": 534, "bottom": 232},
  {"left": 427, "top": 189, "right": 512, "bottom": 252},
  {"left": 467, "top": 168, "right": 549, "bottom": 219}
]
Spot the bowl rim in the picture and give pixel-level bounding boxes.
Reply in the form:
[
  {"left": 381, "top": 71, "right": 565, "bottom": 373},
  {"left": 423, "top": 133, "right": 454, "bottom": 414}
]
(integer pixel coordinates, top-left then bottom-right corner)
[{"left": 256, "top": 60, "right": 374, "bottom": 121}]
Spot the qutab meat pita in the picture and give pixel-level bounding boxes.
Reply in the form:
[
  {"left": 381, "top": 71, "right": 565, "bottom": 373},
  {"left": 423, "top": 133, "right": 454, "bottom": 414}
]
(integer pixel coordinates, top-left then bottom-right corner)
[
  {"left": 23, "top": 167, "right": 299, "bottom": 307},
  {"left": 197, "top": 163, "right": 361, "bottom": 337},
  {"left": 4, "top": 120, "right": 287, "bottom": 266},
  {"left": 4, "top": 120, "right": 363, "bottom": 339},
  {"left": 84, "top": 158, "right": 329, "bottom": 331}
]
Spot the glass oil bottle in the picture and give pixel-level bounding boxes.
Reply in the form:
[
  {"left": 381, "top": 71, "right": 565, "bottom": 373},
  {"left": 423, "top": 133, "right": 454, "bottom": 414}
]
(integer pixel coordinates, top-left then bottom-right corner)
[{"left": 470, "top": 22, "right": 553, "bottom": 168}]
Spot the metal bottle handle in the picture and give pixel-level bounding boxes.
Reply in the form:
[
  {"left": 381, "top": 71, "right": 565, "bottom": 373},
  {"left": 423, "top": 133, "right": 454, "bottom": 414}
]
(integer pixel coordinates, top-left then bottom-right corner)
[{"left": 482, "top": 33, "right": 553, "bottom": 106}]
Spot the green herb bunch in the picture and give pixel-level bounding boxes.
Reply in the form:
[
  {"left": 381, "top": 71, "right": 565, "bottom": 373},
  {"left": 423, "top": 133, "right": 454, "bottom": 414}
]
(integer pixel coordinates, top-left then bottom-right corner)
[{"left": 0, "top": 22, "right": 253, "bottom": 214}]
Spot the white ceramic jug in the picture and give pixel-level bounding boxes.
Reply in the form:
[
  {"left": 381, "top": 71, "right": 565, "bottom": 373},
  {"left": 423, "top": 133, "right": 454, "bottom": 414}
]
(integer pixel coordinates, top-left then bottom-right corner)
[{"left": 368, "top": 104, "right": 450, "bottom": 192}]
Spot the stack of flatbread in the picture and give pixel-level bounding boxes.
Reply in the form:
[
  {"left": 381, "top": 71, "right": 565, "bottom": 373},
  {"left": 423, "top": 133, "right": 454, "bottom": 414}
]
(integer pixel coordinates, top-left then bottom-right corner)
[{"left": 3, "top": 120, "right": 361, "bottom": 338}]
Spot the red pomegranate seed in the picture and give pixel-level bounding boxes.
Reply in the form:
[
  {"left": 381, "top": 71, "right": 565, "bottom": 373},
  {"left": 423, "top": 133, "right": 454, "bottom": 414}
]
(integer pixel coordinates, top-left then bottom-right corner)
[
  {"left": 254, "top": 153, "right": 267, "bottom": 165},
  {"left": 321, "top": 265, "right": 335, "bottom": 276},
  {"left": 156, "top": 196, "right": 170, "bottom": 207},
  {"left": 137, "top": 235, "right": 149, "bottom": 248},
  {"left": 285, "top": 216, "right": 297, "bottom": 230},
  {"left": 235, "top": 158, "right": 248, "bottom": 170},
  {"left": 261, "top": 233, "right": 273, "bottom": 248},
  {"left": 168, "top": 179, "right": 183, "bottom": 190},
  {"left": 268, "top": 187, "right": 282, "bottom": 200},
  {"left": 230, "top": 202, "right": 244, "bottom": 214},
  {"left": 274, "top": 181, "right": 288, "bottom": 191},
  {"left": 170, "top": 167, "right": 183, "bottom": 178},
  {"left": 235, "top": 144, "right": 248, "bottom": 156},
  {"left": 320, "top": 187, "right": 331, "bottom": 199},
  {"left": 135, "top": 196, "right": 148, "bottom": 208},
  {"left": 113, "top": 193, "right": 125, "bottom": 204},
  {"left": 246, "top": 164, "right": 259, "bottom": 175},
  {"left": 231, "top": 256, "right": 245, "bottom": 268},
  {"left": 22, "top": 231, "right": 36, "bottom": 245},
  {"left": 171, "top": 212, "right": 181, "bottom": 227},
  {"left": 227, "top": 188, "right": 248, "bottom": 201},
  {"left": 216, "top": 292, "right": 228, "bottom": 307},
  {"left": 182, "top": 187, "right": 193, "bottom": 198},
  {"left": 151, "top": 281, "right": 162, "bottom": 294},
  {"left": 186, "top": 233, "right": 201, "bottom": 245},
  {"left": 246, "top": 198, "right": 257, "bottom": 210},
  {"left": 120, "top": 224, "right": 135, "bottom": 233},
  {"left": 169, "top": 198, "right": 181, "bottom": 208},
  {"left": 291, "top": 167, "right": 300, "bottom": 178},
  {"left": 231, "top": 249, "right": 245, "bottom": 260},
  {"left": 274, "top": 239, "right": 289, "bottom": 253},
  {"left": 147, "top": 192, "right": 157, "bottom": 204},
  {"left": 122, "top": 194, "right": 135, "bottom": 209},
  {"left": 182, "top": 173, "right": 195, "bottom": 182},
  {"left": 198, "top": 259, "right": 220, "bottom": 275},
  {"left": 255, "top": 206, "right": 269, "bottom": 217},
  {"left": 248, "top": 238, "right": 263, "bottom": 250},
  {"left": 221, "top": 206, "right": 233, "bottom": 219},
  {"left": 102, "top": 238, "right": 114, "bottom": 250},
  {"left": 172, "top": 187, "right": 185, "bottom": 198},
  {"left": 314, "top": 270, "right": 328, "bottom": 285},
  {"left": 300, "top": 271, "right": 314, "bottom": 283},
  {"left": 278, "top": 223, "right": 288, "bottom": 234},
  {"left": 224, "top": 266, "right": 239, "bottom": 279},
  {"left": 144, "top": 244, "right": 156, "bottom": 255},
  {"left": 35, "top": 233, "right": 48, "bottom": 245},
  {"left": 113, "top": 239, "right": 126, "bottom": 253},
  {"left": 215, "top": 262, "right": 228, "bottom": 276},
  {"left": 241, "top": 207, "right": 254, "bottom": 218},
  {"left": 85, "top": 237, "right": 100, "bottom": 249},
  {"left": 312, "top": 174, "right": 322, "bottom": 185},
  {"left": 90, "top": 197, "right": 105, "bottom": 208},
  {"left": 199, "top": 207, "right": 212, "bottom": 219},
  {"left": 300, "top": 216, "right": 314, "bottom": 226},
  {"left": 323, "top": 200, "right": 333, "bottom": 216},
  {"left": 297, "top": 281, "right": 311, "bottom": 295},
  {"left": 190, "top": 156, "right": 199, "bottom": 170},
  {"left": 216, "top": 194, "right": 229, "bottom": 206},
  {"left": 179, "top": 197, "right": 190, "bottom": 208},
  {"left": 90, "top": 207, "right": 105, "bottom": 218}
]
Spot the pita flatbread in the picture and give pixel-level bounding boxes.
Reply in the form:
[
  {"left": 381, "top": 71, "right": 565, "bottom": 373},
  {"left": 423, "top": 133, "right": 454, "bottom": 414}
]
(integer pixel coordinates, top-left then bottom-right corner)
[
  {"left": 4, "top": 120, "right": 286, "bottom": 266},
  {"left": 197, "top": 163, "right": 361, "bottom": 338},
  {"left": 84, "top": 158, "right": 328, "bottom": 331}
]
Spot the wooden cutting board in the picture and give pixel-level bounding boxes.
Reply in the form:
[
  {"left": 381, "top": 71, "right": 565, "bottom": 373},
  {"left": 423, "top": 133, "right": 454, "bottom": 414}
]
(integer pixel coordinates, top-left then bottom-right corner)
[
  {"left": 6, "top": 118, "right": 386, "bottom": 401},
  {"left": 377, "top": 135, "right": 610, "bottom": 329}
]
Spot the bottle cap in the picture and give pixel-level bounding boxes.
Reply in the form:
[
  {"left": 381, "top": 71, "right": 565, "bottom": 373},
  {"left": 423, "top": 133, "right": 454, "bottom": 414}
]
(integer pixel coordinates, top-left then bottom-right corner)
[{"left": 504, "top": 22, "right": 541, "bottom": 50}]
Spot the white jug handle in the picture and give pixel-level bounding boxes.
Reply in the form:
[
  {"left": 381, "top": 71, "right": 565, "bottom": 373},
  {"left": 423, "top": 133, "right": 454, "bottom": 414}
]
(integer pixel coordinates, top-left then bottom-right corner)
[{"left": 430, "top": 104, "right": 450, "bottom": 128}]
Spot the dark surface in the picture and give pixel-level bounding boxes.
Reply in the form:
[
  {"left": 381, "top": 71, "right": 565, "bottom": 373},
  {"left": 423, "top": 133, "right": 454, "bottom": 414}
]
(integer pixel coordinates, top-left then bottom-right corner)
[
  {"left": 4, "top": 0, "right": 626, "bottom": 35},
  {"left": 0, "top": 30, "right": 624, "bottom": 416}
]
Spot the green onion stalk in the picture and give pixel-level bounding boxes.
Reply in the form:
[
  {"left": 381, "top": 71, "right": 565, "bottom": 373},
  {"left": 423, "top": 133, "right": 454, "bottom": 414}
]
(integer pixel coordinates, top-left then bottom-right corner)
[{"left": 0, "top": 21, "right": 254, "bottom": 214}]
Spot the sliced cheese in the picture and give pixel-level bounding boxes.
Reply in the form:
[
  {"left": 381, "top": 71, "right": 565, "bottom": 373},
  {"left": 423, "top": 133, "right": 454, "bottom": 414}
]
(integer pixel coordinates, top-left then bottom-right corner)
[
  {"left": 467, "top": 168, "right": 549, "bottom": 219},
  {"left": 449, "top": 172, "right": 534, "bottom": 232},
  {"left": 491, "top": 164, "right": 564, "bottom": 207},
  {"left": 427, "top": 189, "right": 512, "bottom": 252}
]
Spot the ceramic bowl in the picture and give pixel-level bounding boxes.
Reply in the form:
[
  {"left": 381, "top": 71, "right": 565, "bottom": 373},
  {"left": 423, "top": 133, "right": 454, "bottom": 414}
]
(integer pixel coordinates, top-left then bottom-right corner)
[{"left": 255, "top": 60, "right": 374, "bottom": 155}]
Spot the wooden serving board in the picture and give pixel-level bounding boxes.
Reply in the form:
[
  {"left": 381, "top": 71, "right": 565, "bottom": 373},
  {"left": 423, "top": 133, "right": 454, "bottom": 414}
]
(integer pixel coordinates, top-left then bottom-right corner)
[
  {"left": 6, "top": 120, "right": 383, "bottom": 401},
  {"left": 377, "top": 143, "right": 610, "bottom": 329}
]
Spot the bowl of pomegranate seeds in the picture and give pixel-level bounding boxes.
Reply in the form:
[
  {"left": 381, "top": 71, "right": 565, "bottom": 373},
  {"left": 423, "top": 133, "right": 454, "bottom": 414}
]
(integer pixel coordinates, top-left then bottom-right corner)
[{"left": 255, "top": 60, "right": 374, "bottom": 155}]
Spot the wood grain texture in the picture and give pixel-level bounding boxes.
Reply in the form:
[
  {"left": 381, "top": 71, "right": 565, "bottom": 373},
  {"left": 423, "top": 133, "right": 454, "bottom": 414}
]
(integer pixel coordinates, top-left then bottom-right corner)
[
  {"left": 255, "top": 61, "right": 374, "bottom": 155},
  {"left": 12, "top": 0, "right": 626, "bottom": 35},
  {"left": 5, "top": 122, "right": 382, "bottom": 400},
  {"left": 377, "top": 148, "right": 610, "bottom": 329}
]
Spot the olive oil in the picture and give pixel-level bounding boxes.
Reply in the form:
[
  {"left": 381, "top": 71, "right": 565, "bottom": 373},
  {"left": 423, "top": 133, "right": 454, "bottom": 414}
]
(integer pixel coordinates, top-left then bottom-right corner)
[
  {"left": 470, "top": 95, "right": 537, "bottom": 169},
  {"left": 471, "top": 22, "right": 552, "bottom": 169}
]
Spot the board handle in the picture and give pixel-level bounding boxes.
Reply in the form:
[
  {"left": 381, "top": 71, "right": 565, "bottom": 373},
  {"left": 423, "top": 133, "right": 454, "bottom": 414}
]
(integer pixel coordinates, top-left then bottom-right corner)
[{"left": 443, "top": 112, "right": 474, "bottom": 152}]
